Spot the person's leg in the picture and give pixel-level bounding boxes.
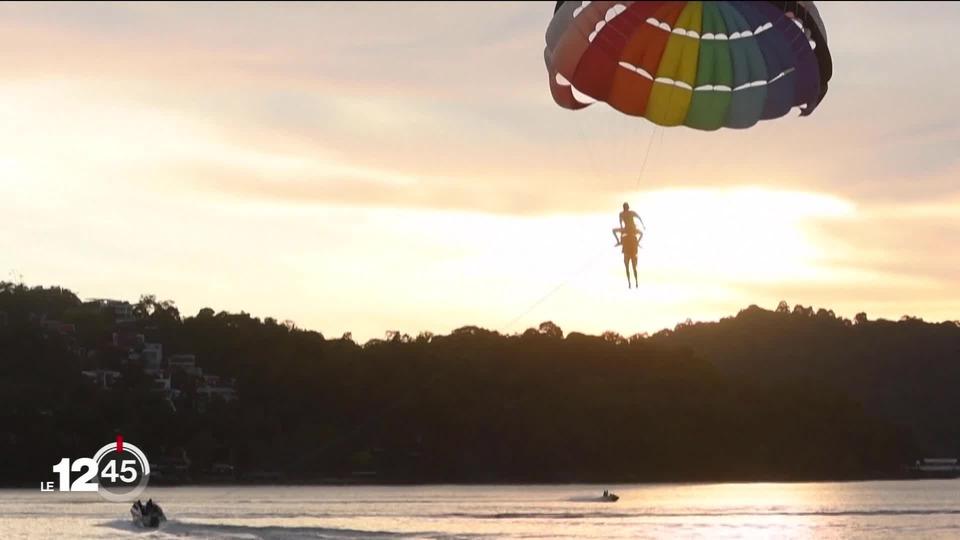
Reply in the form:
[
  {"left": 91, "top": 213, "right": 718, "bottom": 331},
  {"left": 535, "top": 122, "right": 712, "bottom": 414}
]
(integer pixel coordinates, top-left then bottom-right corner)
[
  {"left": 612, "top": 228, "right": 622, "bottom": 245},
  {"left": 631, "top": 257, "right": 639, "bottom": 287},
  {"left": 624, "top": 258, "right": 631, "bottom": 288}
]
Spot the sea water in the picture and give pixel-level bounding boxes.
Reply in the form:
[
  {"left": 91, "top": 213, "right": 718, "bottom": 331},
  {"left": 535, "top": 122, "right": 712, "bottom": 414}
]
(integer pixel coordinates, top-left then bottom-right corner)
[{"left": 1, "top": 480, "right": 959, "bottom": 539}]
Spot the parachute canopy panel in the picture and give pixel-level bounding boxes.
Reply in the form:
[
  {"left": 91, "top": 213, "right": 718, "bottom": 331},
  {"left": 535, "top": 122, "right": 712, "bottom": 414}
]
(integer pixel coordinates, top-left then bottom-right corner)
[{"left": 546, "top": 1, "right": 833, "bottom": 130}]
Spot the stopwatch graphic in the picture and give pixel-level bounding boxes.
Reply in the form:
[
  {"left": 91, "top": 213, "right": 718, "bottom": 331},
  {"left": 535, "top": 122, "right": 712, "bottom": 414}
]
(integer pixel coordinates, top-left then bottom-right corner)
[
  {"left": 48, "top": 436, "right": 152, "bottom": 502},
  {"left": 93, "top": 436, "right": 151, "bottom": 501}
]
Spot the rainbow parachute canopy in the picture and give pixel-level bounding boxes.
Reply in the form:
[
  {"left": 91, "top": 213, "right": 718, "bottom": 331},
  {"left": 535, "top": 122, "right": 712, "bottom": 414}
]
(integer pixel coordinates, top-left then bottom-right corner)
[{"left": 545, "top": 1, "right": 833, "bottom": 130}]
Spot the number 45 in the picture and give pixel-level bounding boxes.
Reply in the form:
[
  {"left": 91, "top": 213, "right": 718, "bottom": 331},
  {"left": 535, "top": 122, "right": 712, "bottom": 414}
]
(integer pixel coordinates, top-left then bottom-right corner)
[{"left": 101, "top": 459, "right": 138, "bottom": 483}]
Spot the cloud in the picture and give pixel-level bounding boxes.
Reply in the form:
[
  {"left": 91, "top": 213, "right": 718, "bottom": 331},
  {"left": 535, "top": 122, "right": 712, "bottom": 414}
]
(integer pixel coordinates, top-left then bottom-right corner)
[
  {"left": 5, "top": 2, "right": 959, "bottom": 210},
  {"left": 3, "top": 2, "right": 960, "bottom": 339},
  {"left": 0, "top": 2, "right": 547, "bottom": 100}
]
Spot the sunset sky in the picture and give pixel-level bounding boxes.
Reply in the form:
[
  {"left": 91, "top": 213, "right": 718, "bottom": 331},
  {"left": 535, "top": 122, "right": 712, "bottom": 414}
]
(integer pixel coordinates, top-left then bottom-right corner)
[{"left": 2, "top": 2, "right": 959, "bottom": 341}]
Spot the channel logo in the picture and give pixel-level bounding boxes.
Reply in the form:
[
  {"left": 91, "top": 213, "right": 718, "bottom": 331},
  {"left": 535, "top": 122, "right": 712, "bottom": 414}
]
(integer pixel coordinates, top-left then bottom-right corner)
[{"left": 41, "top": 435, "right": 151, "bottom": 502}]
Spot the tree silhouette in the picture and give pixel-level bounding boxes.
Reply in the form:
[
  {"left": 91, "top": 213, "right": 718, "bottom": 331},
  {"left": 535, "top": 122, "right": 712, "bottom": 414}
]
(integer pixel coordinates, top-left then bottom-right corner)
[{"left": 1, "top": 282, "right": 951, "bottom": 485}]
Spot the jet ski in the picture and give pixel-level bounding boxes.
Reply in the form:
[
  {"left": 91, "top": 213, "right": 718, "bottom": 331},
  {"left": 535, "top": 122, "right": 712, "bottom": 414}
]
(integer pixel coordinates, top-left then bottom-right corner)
[
  {"left": 600, "top": 490, "right": 619, "bottom": 502},
  {"left": 130, "top": 499, "right": 166, "bottom": 528}
]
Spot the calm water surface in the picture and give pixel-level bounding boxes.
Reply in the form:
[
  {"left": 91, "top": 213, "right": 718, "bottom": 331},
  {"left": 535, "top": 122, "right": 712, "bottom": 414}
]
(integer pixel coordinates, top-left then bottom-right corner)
[{"left": 1, "top": 481, "right": 959, "bottom": 539}]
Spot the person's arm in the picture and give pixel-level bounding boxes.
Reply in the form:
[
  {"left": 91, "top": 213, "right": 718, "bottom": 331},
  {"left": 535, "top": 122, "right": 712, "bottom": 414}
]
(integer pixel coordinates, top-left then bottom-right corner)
[{"left": 633, "top": 211, "right": 645, "bottom": 229}]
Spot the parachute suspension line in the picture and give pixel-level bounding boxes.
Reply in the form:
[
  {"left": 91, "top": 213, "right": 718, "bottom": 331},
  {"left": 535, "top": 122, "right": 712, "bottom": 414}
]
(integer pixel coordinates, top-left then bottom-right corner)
[
  {"left": 633, "top": 124, "right": 659, "bottom": 189},
  {"left": 633, "top": 74, "right": 685, "bottom": 191},
  {"left": 629, "top": 79, "right": 681, "bottom": 237},
  {"left": 516, "top": 106, "right": 653, "bottom": 339},
  {"left": 501, "top": 115, "right": 632, "bottom": 336},
  {"left": 578, "top": 107, "right": 635, "bottom": 188},
  {"left": 573, "top": 113, "right": 617, "bottom": 190},
  {"left": 499, "top": 243, "right": 608, "bottom": 333}
]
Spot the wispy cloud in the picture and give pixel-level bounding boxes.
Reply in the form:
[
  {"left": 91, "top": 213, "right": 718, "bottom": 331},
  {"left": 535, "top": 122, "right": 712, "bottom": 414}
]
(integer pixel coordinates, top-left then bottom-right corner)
[{"left": 2, "top": 2, "right": 960, "bottom": 339}]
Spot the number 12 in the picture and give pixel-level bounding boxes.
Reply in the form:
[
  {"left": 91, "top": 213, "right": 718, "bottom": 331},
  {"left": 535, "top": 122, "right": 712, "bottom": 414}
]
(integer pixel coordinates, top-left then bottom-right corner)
[{"left": 51, "top": 458, "right": 99, "bottom": 492}]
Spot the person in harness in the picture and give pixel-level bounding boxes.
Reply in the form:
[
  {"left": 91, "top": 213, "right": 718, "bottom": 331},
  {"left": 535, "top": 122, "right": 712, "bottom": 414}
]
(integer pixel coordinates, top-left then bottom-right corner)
[
  {"left": 612, "top": 202, "right": 644, "bottom": 247},
  {"left": 621, "top": 227, "right": 640, "bottom": 289}
]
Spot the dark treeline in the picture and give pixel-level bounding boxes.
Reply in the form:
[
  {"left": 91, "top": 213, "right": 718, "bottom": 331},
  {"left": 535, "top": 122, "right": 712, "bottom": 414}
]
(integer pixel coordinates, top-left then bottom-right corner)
[{"left": 1, "top": 284, "right": 956, "bottom": 485}]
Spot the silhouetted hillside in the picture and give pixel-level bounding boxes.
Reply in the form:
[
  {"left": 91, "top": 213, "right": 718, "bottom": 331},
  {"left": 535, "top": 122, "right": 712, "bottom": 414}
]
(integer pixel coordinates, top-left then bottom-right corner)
[
  {"left": 2, "top": 283, "right": 953, "bottom": 485},
  {"left": 653, "top": 302, "right": 960, "bottom": 457}
]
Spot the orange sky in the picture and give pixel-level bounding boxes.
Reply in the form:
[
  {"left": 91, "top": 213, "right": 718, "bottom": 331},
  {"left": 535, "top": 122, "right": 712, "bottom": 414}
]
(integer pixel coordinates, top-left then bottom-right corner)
[{"left": 1, "top": 2, "right": 959, "bottom": 340}]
